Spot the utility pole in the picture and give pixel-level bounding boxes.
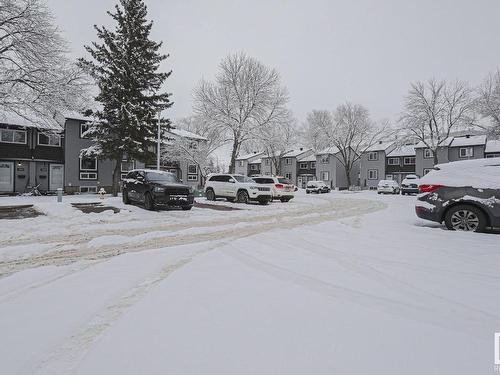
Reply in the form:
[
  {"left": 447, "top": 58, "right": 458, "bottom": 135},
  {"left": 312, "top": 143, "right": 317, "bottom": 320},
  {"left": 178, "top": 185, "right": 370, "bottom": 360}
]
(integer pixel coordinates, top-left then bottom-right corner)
[{"left": 157, "top": 110, "right": 161, "bottom": 170}]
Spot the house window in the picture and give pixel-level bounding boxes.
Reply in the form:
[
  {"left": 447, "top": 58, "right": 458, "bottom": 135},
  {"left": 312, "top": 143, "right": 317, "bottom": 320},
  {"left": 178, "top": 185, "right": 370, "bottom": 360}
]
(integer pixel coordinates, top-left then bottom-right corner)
[
  {"left": 310, "top": 161, "right": 316, "bottom": 169},
  {"left": 285, "top": 158, "right": 292, "bottom": 165},
  {"left": 387, "top": 157, "right": 399, "bottom": 166},
  {"left": 187, "top": 174, "right": 198, "bottom": 181},
  {"left": 38, "top": 133, "right": 61, "bottom": 147},
  {"left": 486, "top": 153, "right": 500, "bottom": 158},
  {"left": 459, "top": 147, "right": 473, "bottom": 158},
  {"left": 423, "top": 149, "right": 433, "bottom": 159},
  {"left": 321, "top": 171, "right": 329, "bottom": 181},
  {"left": 321, "top": 155, "right": 329, "bottom": 164},
  {"left": 79, "top": 186, "right": 97, "bottom": 193},
  {"left": 265, "top": 159, "right": 270, "bottom": 166},
  {"left": 403, "top": 157, "right": 415, "bottom": 165},
  {"left": 80, "top": 155, "right": 97, "bottom": 180},
  {"left": 80, "top": 123, "right": 91, "bottom": 138},
  {"left": 250, "top": 164, "right": 258, "bottom": 171},
  {"left": 189, "top": 141, "right": 198, "bottom": 149},
  {"left": 385, "top": 174, "right": 393, "bottom": 180},
  {"left": 423, "top": 168, "right": 433, "bottom": 175},
  {"left": 265, "top": 172, "right": 271, "bottom": 176},
  {"left": 121, "top": 160, "right": 135, "bottom": 180},
  {"left": 238, "top": 160, "right": 244, "bottom": 167},
  {"left": 285, "top": 173, "right": 292, "bottom": 180},
  {"left": 368, "top": 152, "right": 378, "bottom": 161},
  {"left": 79, "top": 172, "right": 97, "bottom": 180},
  {"left": 299, "top": 162, "right": 308, "bottom": 169},
  {"left": 188, "top": 164, "right": 198, "bottom": 174},
  {"left": 368, "top": 169, "right": 378, "bottom": 180},
  {"left": 0, "top": 129, "right": 26, "bottom": 144}
]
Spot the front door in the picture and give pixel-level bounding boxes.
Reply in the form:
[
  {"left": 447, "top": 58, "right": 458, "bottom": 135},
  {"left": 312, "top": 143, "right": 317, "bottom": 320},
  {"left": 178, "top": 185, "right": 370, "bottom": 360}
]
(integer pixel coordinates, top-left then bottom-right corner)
[
  {"left": 49, "top": 164, "right": 64, "bottom": 191},
  {"left": 0, "top": 162, "right": 14, "bottom": 192}
]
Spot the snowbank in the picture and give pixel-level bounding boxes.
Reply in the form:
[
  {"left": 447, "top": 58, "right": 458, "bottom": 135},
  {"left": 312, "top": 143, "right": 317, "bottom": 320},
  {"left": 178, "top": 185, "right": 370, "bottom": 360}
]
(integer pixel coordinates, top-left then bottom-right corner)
[{"left": 419, "top": 157, "right": 500, "bottom": 189}]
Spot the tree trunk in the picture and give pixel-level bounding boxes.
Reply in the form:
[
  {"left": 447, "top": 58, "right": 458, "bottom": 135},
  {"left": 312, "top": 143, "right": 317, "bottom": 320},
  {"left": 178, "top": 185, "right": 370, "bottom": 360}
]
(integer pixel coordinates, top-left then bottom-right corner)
[
  {"left": 229, "top": 140, "right": 239, "bottom": 174},
  {"left": 111, "top": 156, "right": 123, "bottom": 197},
  {"left": 433, "top": 151, "right": 439, "bottom": 166},
  {"left": 344, "top": 165, "right": 351, "bottom": 189}
]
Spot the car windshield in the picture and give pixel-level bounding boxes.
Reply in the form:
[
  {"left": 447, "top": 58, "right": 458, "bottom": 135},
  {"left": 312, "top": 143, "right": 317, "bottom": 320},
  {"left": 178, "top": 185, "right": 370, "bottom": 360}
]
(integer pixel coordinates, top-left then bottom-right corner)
[
  {"left": 278, "top": 178, "right": 292, "bottom": 184},
  {"left": 233, "top": 175, "right": 255, "bottom": 183},
  {"left": 146, "top": 171, "right": 178, "bottom": 183}
]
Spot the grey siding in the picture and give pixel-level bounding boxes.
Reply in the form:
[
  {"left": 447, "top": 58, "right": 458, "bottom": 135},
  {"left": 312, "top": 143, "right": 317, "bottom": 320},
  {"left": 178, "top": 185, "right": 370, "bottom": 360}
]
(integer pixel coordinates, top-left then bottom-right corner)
[
  {"left": 234, "top": 160, "right": 248, "bottom": 175},
  {"left": 448, "top": 145, "right": 485, "bottom": 161},
  {"left": 415, "top": 147, "right": 449, "bottom": 176},
  {"left": 360, "top": 150, "right": 386, "bottom": 189}
]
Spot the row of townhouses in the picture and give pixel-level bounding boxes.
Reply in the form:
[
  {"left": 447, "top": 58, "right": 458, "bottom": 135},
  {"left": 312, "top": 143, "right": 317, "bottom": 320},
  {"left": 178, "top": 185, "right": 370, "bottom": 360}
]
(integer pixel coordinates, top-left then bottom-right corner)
[
  {"left": 0, "top": 112, "right": 205, "bottom": 194},
  {"left": 236, "top": 134, "right": 500, "bottom": 189}
]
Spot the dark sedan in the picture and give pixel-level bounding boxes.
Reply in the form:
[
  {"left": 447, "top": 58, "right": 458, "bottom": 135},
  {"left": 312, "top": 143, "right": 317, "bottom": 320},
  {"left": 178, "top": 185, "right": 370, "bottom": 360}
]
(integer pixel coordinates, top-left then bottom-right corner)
[{"left": 122, "top": 169, "right": 194, "bottom": 210}]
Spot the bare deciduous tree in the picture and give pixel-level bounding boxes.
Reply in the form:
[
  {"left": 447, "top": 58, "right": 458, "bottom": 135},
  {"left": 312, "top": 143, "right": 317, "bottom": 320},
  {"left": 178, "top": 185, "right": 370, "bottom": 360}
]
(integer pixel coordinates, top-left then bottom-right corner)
[
  {"left": 476, "top": 71, "right": 500, "bottom": 137},
  {"left": 193, "top": 53, "right": 289, "bottom": 173},
  {"left": 309, "top": 104, "right": 387, "bottom": 187},
  {"left": 0, "top": 0, "right": 89, "bottom": 127},
  {"left": 399, "top": 79, "right": 476, "bottom": 164},
  {"left": 301, "top": 110, "right": 333, "bottom": 152}
]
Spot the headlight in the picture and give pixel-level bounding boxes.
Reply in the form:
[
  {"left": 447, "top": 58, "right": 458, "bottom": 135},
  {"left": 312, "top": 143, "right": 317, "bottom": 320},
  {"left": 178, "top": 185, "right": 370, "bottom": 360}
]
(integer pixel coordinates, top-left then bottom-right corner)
[
  {"left": 249, "top": 186, "right": 259, "bottom": 190},
  {"left": 154, "top": 186, "right": 165, "bottom": 193}
]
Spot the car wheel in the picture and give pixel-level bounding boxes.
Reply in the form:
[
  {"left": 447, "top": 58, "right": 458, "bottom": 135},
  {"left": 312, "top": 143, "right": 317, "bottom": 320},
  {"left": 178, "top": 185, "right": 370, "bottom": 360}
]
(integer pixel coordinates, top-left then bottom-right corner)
[
  {"left": 122, "top": 189, "right": 130, "bottom": 204},
  {"left": 377, "top": 192, "right": 381, "bottom": 195},
  {"left": 306, "top": 190, "right": 310, "bottom": 194},
  {"left": 280, "top": 198, "right": 290, "bottom": 203},
  {"left": 401, "top": 191, "right": 405, "bottom": 195},
  {"left": 206, "top": 189, "right": 215, "bottom": 201},
  {"left": 182, "top": 205, "right": 193, "bottom": 211},
  {"left": 237, "top": 190, "right": 249, "bottom": 204},
  {"left": 144, "top": 193, "right": 155, "bottom": 211},
  {"left": 444, "top": 204, "right": 487, "bottom": 232}
]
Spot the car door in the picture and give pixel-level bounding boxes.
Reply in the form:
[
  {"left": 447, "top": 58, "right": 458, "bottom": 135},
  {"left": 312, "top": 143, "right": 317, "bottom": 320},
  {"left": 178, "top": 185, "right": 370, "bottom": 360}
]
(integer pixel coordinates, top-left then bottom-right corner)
[
  {"left": 225, "top": 176, "right": 238, "bottom": 197},
  {"left": 210, "top": 175, "right": 223, "bottom": 196},
  {"left": 134, "top": 171, "right": 147, "bottom": 201}
]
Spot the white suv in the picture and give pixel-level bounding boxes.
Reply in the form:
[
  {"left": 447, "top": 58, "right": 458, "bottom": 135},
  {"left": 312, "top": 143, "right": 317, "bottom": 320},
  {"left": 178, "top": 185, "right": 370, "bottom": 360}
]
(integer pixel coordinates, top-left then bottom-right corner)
[
  {"left": 252, "top": 176, "right": 295, "bottom": 202},
  {"left": 204, "top": 174, "right": 272, "bottom": 205}
]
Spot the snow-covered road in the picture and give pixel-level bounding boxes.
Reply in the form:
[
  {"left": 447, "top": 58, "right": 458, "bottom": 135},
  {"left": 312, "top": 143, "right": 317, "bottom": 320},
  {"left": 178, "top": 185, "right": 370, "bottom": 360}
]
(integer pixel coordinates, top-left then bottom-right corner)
[{"left": 0, "top": 191, "right": 499, "bottom": 374}]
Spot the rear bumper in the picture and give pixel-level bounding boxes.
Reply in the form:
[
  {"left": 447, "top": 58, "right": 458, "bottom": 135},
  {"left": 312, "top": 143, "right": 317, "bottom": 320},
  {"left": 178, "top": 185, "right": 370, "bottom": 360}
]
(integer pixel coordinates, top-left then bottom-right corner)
[
  {"left": 402, "top": 188, "right": 419, "bottom": 194},
  {"left": 415, "top": 206, "right": 441, "bottom": 223}
]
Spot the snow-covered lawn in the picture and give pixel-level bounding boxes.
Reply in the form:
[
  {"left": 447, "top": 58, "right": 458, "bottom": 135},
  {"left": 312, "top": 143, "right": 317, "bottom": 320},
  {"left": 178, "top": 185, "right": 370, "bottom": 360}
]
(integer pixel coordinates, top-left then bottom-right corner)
[{"left": 0, "top": 191, "right": 498, "bottom": 374}]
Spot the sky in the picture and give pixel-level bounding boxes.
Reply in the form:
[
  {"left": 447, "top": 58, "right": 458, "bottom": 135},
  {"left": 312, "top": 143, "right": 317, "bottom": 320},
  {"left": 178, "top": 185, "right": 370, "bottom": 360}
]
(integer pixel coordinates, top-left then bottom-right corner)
[{"left": 46, "top": 0, "right": 500, "bottom": 125}]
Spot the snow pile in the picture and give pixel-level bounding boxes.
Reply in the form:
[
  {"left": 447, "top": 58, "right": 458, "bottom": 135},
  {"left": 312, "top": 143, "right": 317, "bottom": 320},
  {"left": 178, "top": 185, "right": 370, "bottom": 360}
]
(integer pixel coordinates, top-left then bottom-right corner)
[{"left": 419, "top": 157, "right": 500, "bottom": 189}]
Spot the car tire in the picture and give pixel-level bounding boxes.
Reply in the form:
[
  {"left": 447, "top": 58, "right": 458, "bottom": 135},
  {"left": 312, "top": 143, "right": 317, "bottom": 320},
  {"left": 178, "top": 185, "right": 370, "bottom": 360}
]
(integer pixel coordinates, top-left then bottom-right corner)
[
  {"left": 144, "top": 193, "right": 155, "bottom": 211},
  {"left": 237, "top": 190, "right": 249, "bottom": 204},
  {"left": 444, "top": 204, "right": 488, "bottom": 232},
  {"left": 206, "top": 189, "right": 216, "bottom": 201},
  {"left": 306, "top": 190, "right": 310, "bottom": 194},
  {"left": 280, "top": 198, "right": 290, "bottom": 203},
  {"left": 401, "top": 191, "right": 405, "bottom": 195},
  {"left": 122, "top": 189, "right": 130, "bottom": 204},
  {"left": 182, "top": 205, "right": 193, "bottom": 211}
]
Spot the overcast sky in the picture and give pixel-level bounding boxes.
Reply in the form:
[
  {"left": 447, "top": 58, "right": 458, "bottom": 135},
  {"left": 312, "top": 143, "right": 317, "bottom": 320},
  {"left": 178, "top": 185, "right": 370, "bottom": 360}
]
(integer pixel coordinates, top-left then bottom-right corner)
[{"left": 47, "top": 0, "right": 500, "bottom": 125}]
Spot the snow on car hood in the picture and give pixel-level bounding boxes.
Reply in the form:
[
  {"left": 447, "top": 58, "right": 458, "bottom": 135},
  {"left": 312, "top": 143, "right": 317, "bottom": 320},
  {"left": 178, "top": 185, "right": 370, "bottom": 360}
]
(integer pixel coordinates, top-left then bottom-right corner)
[{"left": 419, "top": 157, "right": 500, "bottom": 189}]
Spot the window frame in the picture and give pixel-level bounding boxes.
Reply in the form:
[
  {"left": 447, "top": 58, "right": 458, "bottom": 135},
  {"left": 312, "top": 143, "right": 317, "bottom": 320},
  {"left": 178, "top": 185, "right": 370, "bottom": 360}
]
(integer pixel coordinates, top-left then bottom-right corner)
[
  {"left": 423, "top": 149, "right": 433, "bottom": 159},
  {"left": 188, "top": 164, "right": 198, "bottom": 174},
  {"left": 0, "top": 128, "right": 27, "bottom": 144},
  {"left": 459, "top": 147, "right": 473, "bottom": 158},
  {"left": 367, "top": 152, "right": 378, "bottom": 161},
  {"left": 423, "top": 168, "right": 433, "bottom": 175},
  {"left": 403, "top": 156, "right": 415, "bottom": 165},
  {"left": 80, "top": 123, "right": 91, "bottom": 139},
  {"left": 79, "top": 186, "right": 97, "bottom": 193},
  {"left": 368, "top": 169, "right": 378, "bottom": 180},
  {"left": 250, "top": 163, "right": 258, "bottom": 171},
  {"left": 284, "top": 172, "right": 292, "bottom": 180},
  {"left": 321, "top": 155, "right": 329, "bottom": 164},
  {"left": 187, "top": 174, "right": 198, "bottom": 181},
  {"left": 387, "top": 157, "right": 399, "bottom": 166},
  {"left": 37, "top": 132, "right": 61, "bottom": 147},
  {"left": 285, "top": 158, "right": 292, "bottom": 165},
  {"left": 299, "top": 162, "right": 308, "bottom": 169},
  {"left": 321, "top": 171, "right": 329, "bottom": 181},
  {"left": 310, "top": 161, "right": 316, "bottom": 169}
]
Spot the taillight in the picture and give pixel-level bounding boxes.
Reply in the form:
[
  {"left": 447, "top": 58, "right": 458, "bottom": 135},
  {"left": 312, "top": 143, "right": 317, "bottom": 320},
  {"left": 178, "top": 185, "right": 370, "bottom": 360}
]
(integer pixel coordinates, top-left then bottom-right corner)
[
  {"left": 419, "top": 184, "right": 442, "bottom": 193},
  {"left": 275, "top": 183, "right": 284, "bottom": 189}
]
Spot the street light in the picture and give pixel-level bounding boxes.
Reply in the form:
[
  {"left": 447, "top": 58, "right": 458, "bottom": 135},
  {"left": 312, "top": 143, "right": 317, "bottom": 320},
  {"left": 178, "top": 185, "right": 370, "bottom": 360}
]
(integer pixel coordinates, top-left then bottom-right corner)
[{"left": 157, "top": 110, "right": 161, "bottom": 171}]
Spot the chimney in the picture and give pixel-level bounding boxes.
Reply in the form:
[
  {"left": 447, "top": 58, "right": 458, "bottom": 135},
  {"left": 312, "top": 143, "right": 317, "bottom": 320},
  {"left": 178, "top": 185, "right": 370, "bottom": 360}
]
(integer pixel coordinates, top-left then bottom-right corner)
[
  {"left": 300, "top": 147, "right": 303, "bottom": 151},
  {"left": 465, "top": 134, "right": 470, "bottom": 138},
  {"left": 379, "top": 140, "right": 383, "bottom": 144}
]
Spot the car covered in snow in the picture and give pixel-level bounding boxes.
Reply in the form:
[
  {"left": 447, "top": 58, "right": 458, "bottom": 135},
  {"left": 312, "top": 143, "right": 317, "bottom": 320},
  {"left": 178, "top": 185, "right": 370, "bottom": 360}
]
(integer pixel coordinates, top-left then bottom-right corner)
[
  {"left": 401, "top": 174, "right": 420, "bottom": 195},
  {"left": 204, "top": 174, "right": 272, "bottom": 205},
  {"left": 122, "top": 169, "right": 194, "bottom": 211},
  {"left": 377, "top": 180, "right": 400, "bottom": 194},
  {"left": 306, "top": 180, "right": 331, "bottom": 194},
  {"left": 415, "top": 158, "right": 500, "bottom": 232},
  {"left": 251, "top": 176, "right": 295, "bottom": 202}
]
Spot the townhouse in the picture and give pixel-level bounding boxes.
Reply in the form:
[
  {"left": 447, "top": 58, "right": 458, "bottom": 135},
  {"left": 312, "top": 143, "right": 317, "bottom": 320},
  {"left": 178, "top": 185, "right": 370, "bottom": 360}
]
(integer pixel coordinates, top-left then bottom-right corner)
[
  {"left": 235, "top": 152, "right": 264, "bottom": 177},
  {"left": 296, "top": 153, "right": 316, "bottom": 188},
  {"left": 281, "top": 148, "right": 315, "bottom": 187},
  {"left": 315, "top": 147, "right": 359, "bottom": 189},
  {"left": 359, "top": 141, "right": 396, "bottom": 189},
  {"left": 485, "top": 139, "right": 500, "bottom": 158},
  {"left": 385, "top": 145, "right": 416, "bottom": 184}
]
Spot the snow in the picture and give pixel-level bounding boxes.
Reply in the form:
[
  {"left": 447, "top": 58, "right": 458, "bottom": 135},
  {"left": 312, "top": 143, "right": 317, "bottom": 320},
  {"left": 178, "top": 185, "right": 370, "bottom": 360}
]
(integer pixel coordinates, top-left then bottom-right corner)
[
  {"left": 283, "top": 148, "right": 312, "bottom": 157},
  {"left": 365, "top": 141, "right": 394, "bottom": 151},
  {"left": 485, "top": 139, "right": 500, "bottom": 153},
  {"left": 387, "top": 144, "right": 416, "bottom": 157},
  {"left": 0, "top": 191, "right": 499, "bottom": 374},
  {"left": 0, "top": 110, "right": 63, "bottom": 131},
  {"left": 297, "top": 153, "right": 316, "bottom": 162},
  {"left": 449, "top": 135, "right": 487, "bottom": 147},
  {"left": 167, "top": 128, "right": 207, "bottom": 141},
  {"left": 317, "top": 146, "right": 340, "bottom": 155},
  {"left": 419, "top": 157, "right": 500, "bottom": 189},
  {"left": 415, "top": 137, "right": 454, "bottom": 148},
  {"left": 236, "top": 152, "right": 264, "bottom": 161}
]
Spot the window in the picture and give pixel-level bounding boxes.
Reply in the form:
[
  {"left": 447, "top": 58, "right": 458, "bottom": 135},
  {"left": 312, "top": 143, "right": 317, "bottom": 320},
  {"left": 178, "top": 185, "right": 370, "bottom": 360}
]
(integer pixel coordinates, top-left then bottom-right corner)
[
  {"left": 80, "top": 123, "right": 92, "bottom": 138},
  {"left": 0, "top": 129, "right": 26, "bottom": 144},
  {"left": 486, "top": 153, "right": 500, "bottom": 158},
  {"left": 187, "top": 174, "right": 198, "bottom": 181},
  {"left": 423, "top": 168, "right": 433, "bottom": 175},
  {"left": 80, "top": 155, "right": 97, "bottom": 180},
  {"left": 250, "top": 164, "right": 258, "bottom": 171},
  {"left": 310, "top": 161, "right": 316, "bottom": 169},
  {"left": 459, "top": 147, "right": 473, "bottom": 158},
  {"left": 265, "top": 159, "right": 270, "bottom": 166},
  {"left": 385, "top": 174, "right": 393, "bottom": 180},
  {"left": 321, "top": 171, "right": 329, "bottom": 181},
  {"left": 403, "top": 157, "right": 415, "bottom": 165},
  {"left": 285, "top": 173, "right": 292, "bottom": 180},
  {"left": 238, "top": 160, "right": 244, "bottom": 167},
  {"left": 299, "top": 162, "right": 308, "bottom": 169},
  {"left": 321, "top": 155, "right": 329, "bottom": 164},
  {"left": 423, "top": 149, "right": 433, "bottom": 159},
  {"left": 189, "top": 141, "right": 198, "bottom": 149},
  {"left": 121, "top": 160, "right": 134, "bottom": 180},
  {"left": 387, "top": 157, "right": 399, "bottom": 166},
  {"left": 285, "top": 158, "right": 292, "bottom": 165},
  {"left": 37, "top": 132, "right": 61, "bottom": 146},
  {"left": 368, "top": 169, "right": 378, "bottom": 180},
  {"left": 79, "top": 186, "right": 97, "bottom": 193},
  {"left": 367, "top": 152, "right": 378, "bottom": 161},
  {"left": 265, "top": 172, "right": 271, "bottom": 176},
  {"left": 80, "top": 172, "right": 97, "bottom": 180},
  {"left": 188, "top": 164, "right": 197, "bottom": 174}
]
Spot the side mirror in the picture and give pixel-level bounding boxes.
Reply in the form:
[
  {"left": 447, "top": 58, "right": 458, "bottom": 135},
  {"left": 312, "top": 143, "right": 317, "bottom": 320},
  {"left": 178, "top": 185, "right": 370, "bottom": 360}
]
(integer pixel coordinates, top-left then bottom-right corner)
[{"left": 228, "top": 179, "right": 235, "bottom": 183}]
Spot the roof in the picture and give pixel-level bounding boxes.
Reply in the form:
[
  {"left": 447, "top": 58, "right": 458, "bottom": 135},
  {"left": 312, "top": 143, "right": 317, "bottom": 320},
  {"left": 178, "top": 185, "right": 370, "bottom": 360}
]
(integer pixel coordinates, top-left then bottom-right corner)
[
  {"left": 317, "top": 146, "right": 340, "bottom": 155},
  {"left": 365, "top": 141, "right": 394, "bottom": 152},
  {"left": 283, "top": 148, "right": 312, "bottom": 157},
  {"left": 449, "top": 135, "right": 487, "bottom": 147},
  {"left": 63, "top": 111, "right": 94, "bottom": 122},
  {"left": 236, "top": 152, "right": 264, "bottom": 161},
  {"left": 0, "top": 111, "right": 63, "bottom": 131},
  {"left": 387, "top": 145, "right": 416, "bottom": 157},
  {"left": 414, "top": 137, "right": 454, "bottom": 149},
  {"left": 485, "top": 139, "right": 500, "bottom": 153},
  {"left": 297, "top": 154, "right": 317, "bottom": 162},
  {"left": 249, "top": 158, "right": 262, "bottom": 164},
  {"left": 168, "top": 128, "right": 207, "bottom": 141}
]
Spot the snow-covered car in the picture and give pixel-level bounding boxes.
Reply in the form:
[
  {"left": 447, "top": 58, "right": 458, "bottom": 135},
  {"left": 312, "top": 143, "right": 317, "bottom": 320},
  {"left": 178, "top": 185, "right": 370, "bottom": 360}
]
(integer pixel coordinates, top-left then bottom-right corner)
[
  {"left": 252, "top": 176, "right": 295, "bottom": 202},
  {"left": 204, "top": 174, "right": 272, "bottom": 205},
  {"left": 377, "top": 180, "right": 400, "bottom": 194},
  {"left": 306, "top": 181, "right": 331, "bottom": 194},
  {"left": 415, "top": 158, "right": 500, "bottom": 232},
  {"left": 401, "top": 174, "right": 420, "bottom": 195}
]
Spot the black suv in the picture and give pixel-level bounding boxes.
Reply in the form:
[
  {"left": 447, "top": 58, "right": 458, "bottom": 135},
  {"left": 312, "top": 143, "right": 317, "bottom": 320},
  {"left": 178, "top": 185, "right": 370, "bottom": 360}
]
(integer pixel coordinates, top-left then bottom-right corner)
[
  {"left": 415, "top": 159, "right": 500, "bottom": 232},
  {"left": 122, "top": 169, "right": 194, "bottom": 211}
]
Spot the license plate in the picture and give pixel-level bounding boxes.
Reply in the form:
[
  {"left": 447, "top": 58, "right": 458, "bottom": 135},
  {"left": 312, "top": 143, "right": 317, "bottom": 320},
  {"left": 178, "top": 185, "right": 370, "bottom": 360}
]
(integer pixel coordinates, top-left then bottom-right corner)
[{"left": 170, "top": 195, "right": 187, "bottom": 200}]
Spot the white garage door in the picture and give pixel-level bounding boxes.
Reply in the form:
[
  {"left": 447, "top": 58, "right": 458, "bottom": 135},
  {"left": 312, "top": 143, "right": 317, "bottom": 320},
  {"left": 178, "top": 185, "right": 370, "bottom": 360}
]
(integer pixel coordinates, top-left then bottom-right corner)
[{"left": 0, "top": 162, "right": 14, "bottom": 192}]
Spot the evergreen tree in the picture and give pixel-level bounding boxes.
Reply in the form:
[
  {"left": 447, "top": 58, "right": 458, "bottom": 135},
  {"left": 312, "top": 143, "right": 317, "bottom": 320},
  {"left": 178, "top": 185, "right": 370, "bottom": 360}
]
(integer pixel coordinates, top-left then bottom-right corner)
[{"left": 79, "top": 0, "right": 171, "bottom": 195}]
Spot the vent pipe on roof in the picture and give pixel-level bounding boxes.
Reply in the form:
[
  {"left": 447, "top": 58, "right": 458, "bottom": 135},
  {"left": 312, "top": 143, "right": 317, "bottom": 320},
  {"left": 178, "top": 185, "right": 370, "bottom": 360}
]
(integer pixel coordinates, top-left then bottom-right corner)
[
  {"left": 379, "top": 140, "right": 382, "bottom": 144},
  {"left": 465, "top": 134, "right": 470, "bottom": 138},
  {"left": 300, "top": 147, "right": 303, "bottom": 151}
]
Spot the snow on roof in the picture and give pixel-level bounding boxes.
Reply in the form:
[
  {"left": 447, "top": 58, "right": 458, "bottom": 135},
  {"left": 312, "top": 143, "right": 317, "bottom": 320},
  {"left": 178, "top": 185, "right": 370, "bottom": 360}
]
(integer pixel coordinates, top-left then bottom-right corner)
[
  {"left": 63, "top": 111, "right": 94, "bottom": 122},
  {"left": 317, "top": 146, "right": 340, "bottom": 155},
  {"left": 485, "top": 139, "right": 500, "bottom": 153},
  {"left": 236, "top": 152, "right": 264, "bottom": 161},
  {"left": 0, "top": 111, "right": 63, "bottom": 131},
  {"left": 283, "top": 148, "right": 311, "bottom": 157},
  {"left": 419, "top": 157, "right": 500, "bottom": 189},
  {"left": 449, "top": 135, "right": 487, "bottom": 147},
  {"left": 365, "top": 141, "right": 394, "bottom": 152},
  {"left": 249, "top": 158, "right": 262, "bottom": 164},
  {"left": 387, "top": 145, "right": 416, "bottom": 157},
  {"left": 168, "top": 128, "right": 207, "bottom": 141},
  {"left": 414, "top": 137, "right": 454, "bottom": 148},
  {"left": 297, "top": 154, "right": 317, "bottom": 162}
]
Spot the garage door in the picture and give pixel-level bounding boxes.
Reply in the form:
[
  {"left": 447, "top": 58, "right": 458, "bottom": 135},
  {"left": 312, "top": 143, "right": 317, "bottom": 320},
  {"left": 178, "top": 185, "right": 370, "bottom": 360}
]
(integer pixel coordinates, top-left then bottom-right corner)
[{"left": 0, "top": 162, "right": 14, "bottom": 192}]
